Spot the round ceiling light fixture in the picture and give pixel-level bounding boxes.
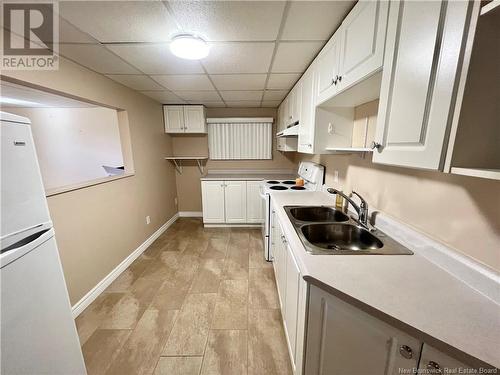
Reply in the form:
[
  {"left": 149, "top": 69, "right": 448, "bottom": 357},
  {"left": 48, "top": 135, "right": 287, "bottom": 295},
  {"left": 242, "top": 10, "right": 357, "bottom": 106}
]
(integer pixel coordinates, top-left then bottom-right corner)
[{"left": 170, "top": 34, "right": 210, "bottom": 60}]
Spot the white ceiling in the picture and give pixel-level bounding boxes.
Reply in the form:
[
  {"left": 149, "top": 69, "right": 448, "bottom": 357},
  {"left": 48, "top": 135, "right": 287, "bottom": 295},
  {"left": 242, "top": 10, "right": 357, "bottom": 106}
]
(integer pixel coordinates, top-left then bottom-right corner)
[{"left": 55, "top": 0, "right": 355, "bottom": 108}]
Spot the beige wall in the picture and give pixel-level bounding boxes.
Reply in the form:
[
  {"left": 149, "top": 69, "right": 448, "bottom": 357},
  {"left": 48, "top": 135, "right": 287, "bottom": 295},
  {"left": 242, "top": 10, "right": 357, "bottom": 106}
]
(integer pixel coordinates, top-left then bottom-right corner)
[
  {"left": 295, "top": 104, "right": 500, "bottom": 272},
  {"left": 172, "top": 107, "right": 296, "bottom": 212},
  {"left": 2, "top": 58, "right": 178, "bottom": 305}
]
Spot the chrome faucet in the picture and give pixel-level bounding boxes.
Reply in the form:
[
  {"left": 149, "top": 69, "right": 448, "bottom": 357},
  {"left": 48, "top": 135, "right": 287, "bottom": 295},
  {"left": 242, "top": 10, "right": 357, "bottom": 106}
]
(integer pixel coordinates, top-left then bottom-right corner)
[{"left": 327, "top": 188, "right": 369, "bottom": 227}]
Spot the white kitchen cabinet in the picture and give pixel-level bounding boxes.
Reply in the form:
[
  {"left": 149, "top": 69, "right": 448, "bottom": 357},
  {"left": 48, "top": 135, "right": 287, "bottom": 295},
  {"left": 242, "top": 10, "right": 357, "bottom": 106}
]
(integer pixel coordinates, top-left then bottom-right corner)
[
  {"left": 246, "top": 180, "right": 263, "bottom": 223},
  {"left": 272, "top": 213, "right": 308, "bottom": 375},
  {"left": 164, "top": 105, "right": 206, "bottom": 134},
  {"left": 337, "top": 0, "right": 389, "bottom": 91},
  {"left": 373, "top": 0, "right": 472, "bottom": 169},
  {"left": 316, "top": 32, "right": 342, "bottom": 103},
  {"left": 418, "top": 344, "right": 475, "bottom": 374},
  {"left": 298, "top": 66, "right": 316, "bottom": 153},
  {"left": 163, "top": 105, "right": 185, "bottom": 133},
  {"left": 201, "top": 181, "right": 225, "bottom": 223},
  {"left": 305, "top": 284, "right": 422, "bottom": 375},
  {"left": 292, "top": 82, "right": 302, "bottom": 125},
  {"left": 223, "top": 181, "right": 247, "bottom": 223},
  {"left": 284, "top": 242, "right": 301, "bottom": 372}
]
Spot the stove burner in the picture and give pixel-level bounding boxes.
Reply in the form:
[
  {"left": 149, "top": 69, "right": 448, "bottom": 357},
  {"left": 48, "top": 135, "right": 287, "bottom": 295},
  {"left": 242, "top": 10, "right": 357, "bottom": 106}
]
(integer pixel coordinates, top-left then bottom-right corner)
[
  {"left": 290, "top": 186, "right": 306, "bottom": 190},
  {"left": 270, "top": 185, "right": 288, "bottom": 190},
  {"left": 282, "top": 180, "right": 296, "bottom": 185},
  {"left": 266, "top": 180, "right": 280, "bottom": 184}
]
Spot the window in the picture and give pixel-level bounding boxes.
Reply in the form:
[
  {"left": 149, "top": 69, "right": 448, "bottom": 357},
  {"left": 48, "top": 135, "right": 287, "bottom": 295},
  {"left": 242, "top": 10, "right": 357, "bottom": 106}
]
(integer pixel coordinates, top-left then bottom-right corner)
[
  {"left": 1, "top": 81, "right": 133, "bottom": 195},
  {"left": 207, "top": 117, "right": 273, "bottom": 160}
]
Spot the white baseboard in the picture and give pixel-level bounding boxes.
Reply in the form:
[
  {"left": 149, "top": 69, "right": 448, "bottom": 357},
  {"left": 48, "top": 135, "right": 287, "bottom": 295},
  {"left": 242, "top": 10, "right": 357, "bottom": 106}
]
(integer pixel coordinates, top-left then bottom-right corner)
[
  {"left": 178, "top": 211, "right": 203, "bottom": 217},
  {"left": 204, "top": 224, "right": 261, "bottom": 228},
  {"left": 71, "top": 213, "right": 179, "bottom": 318}
]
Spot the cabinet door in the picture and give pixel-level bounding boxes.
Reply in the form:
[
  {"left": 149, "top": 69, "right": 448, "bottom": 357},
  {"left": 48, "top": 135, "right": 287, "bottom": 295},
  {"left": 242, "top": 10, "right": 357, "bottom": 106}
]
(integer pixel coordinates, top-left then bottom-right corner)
[
  {"left": 305, "top": 285, "right": 422, "bottom": 375},
  {"left": 338, "top": 0, "right": 389, "bottom": 90},
  {"left": 283, "top": 95, "right": 293, "bottom": 127},
  {"left": 373, "top": 0, "right": 472, "bottom": 169},
  {"left": 292, "top": 82, "right": 302, "bottom": 124},
  {"left": 276, "top": 223, "right": 288, "bottom": 316},
  {"left": 163, "top": 106, "right": 185, "bottom": 133},
  {"left": 418, "top": 345, "right": 476, "bottom": 374},
  {"left": 224, "top": 181, "right": 247, "bottom": 223},
  {"left": 246, "top": 180, "right": 263, "bottom": 223},
  {"left": 183, "top": 105, "right": 206, "bottom": 133},
  {"left": 316, "top": 32, "right": 341, "bottom": 102},
  {"left": 298, "top": 67, "right": 316, "bottom": 153},
  {"left": 284, "top": 244, "right": 301, "bottom": 371},
  {"left": 201, "top": 181, "right": 225, "bottom": 223}
]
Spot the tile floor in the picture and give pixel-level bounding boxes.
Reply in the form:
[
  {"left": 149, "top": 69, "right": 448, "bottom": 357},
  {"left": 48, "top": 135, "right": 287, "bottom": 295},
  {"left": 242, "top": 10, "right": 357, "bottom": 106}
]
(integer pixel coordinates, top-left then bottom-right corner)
[{"left": 76, "top": 218, "right": 293, "bottom": 375}]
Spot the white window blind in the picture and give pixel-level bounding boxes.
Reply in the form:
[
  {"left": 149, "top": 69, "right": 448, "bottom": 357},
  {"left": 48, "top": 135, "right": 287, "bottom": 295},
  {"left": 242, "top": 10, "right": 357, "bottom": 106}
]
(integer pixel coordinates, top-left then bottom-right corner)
[{"left": 207, "top": 118, "right": 273, "bottom": 160}]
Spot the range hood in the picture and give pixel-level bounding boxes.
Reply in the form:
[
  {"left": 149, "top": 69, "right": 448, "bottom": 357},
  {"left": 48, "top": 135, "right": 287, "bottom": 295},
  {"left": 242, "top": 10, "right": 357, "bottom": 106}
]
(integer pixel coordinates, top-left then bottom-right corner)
[{"left": 277, "top": 122, "right": 299, "bottom": 137}]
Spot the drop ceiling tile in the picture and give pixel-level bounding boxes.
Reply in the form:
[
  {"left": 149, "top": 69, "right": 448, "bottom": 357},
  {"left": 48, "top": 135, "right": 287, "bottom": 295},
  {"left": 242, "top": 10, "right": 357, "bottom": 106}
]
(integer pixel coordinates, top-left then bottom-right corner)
[
  {"left": 151, "top": 75, "right": 214, "bottom": 91},
  {"left": 59, "top": 1, "right": 179, "bottom": 43},
  {"left": 167, "top": 1, "right": 285, "bottom": 41},
  {"left": 202, "top": 42, "right": 274, "bottom": 74},
  {"left": 140, "top": 90, "right": 185, "bottom": 103},
  {"left": 174, "top": 91, "right": 222, "bottom": 102},
  {"left": 210, "top": 74, "right": 267, "bottom": 91},
  {"left": 59, "top": 18, "right": 97, "bottom": 43},
  {"left": 267, "top": 73, "right": 301, "bottom": 90},
  {"left": 262, "top": 101, "right": 281, "bottom": 108},
  {"left": 59, "top": 44, "right": 141, "bottom": 74},
  {"left": 220, "top": 91, "right": 263, "bottom": 101},
  {"left": 263, "top": 90, "right": 288, "bottom": 101},
  {"left": 106, "top": 75, "right": 165, "bottom": 91},
  {"left": 281, "top": 1, "right": 354, "bottom": 41},
  {"left": 225, "top": 101, "right": 262, "bottom": 108},
  {"left": 107, "top": 44, "right": 205, "bottom": 74},
  {"left": 188, "top": 101, "right": 226, "bottom": 108},
  {"left": 271, "top": 41, "right": 324, "bottom": 73}
]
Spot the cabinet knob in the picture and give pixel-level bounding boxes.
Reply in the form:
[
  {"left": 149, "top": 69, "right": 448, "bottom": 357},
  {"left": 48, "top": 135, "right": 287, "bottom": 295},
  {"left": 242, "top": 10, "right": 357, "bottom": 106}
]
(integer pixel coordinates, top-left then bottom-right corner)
[
  {"left": 398, "top": 345, "right": 413, "bottom": 359},
  {"left": 426, "top": 361, "right": 442, "bottom": 374},
  {"left": 370, "top": 141, "right": 382, "bottom": 150},
  {"left": 338, "top": 75, "right": 342, "bottom": 82},
  {"left": 332, "top": 75, "right": 338, "bottom": 85}
]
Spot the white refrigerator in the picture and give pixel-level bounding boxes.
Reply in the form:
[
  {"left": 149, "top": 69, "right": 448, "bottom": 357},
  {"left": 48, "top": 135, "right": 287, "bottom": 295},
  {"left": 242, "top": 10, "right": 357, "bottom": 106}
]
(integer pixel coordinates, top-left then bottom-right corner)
[{"left": 1, "top": 111, "right": 87, "bottom": 374}]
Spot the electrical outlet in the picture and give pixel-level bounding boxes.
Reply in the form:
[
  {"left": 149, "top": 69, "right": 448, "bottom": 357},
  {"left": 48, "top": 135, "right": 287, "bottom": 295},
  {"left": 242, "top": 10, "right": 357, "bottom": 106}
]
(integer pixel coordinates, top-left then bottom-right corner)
[
  {"left": 174, "top": 197, "right": 178, "bottom": 206},
  {"left": 146, "top": 216, "right": 151, "bottom": 225},
  {"left": 334, "top": 170, "right": 339, "bottom": 183}
]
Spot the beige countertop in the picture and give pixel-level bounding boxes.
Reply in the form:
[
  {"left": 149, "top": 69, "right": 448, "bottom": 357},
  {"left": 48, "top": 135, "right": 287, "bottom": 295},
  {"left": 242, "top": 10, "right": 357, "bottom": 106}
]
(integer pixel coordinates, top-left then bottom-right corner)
[{"left": 271, "top": 191, "right": 500, "bottom": 369}]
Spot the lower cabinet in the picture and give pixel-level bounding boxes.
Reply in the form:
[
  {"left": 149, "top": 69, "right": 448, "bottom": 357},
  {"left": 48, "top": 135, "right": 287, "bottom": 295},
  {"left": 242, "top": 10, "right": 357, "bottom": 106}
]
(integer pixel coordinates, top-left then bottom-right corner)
[
  {"left": 272, "top": 212, "right": 308, "bottom": 375},
  {"left": 224, "top": 181, "right": 247, "bottom": 223},
  {"left": 305, "top": 284, "right": 421, "bottom": 375},
  {"left": 201, "top": 180, "right": 263, "bottom": 224},
  {"left": 305, "top": 284, "right": 480, "bottom": 374}
]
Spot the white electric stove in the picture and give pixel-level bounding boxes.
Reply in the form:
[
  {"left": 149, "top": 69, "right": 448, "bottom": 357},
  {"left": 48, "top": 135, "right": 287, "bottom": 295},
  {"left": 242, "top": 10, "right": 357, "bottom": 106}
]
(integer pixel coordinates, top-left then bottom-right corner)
[{"left": 260, "top": 162, "right": 325, "bottom": 261}]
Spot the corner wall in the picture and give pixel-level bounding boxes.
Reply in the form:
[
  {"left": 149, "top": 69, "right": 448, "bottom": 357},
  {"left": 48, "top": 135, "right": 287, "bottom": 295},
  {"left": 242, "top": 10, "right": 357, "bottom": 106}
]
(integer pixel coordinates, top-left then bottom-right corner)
[{"left": 2, "top": 58, "right": 178, "bottom": 305}]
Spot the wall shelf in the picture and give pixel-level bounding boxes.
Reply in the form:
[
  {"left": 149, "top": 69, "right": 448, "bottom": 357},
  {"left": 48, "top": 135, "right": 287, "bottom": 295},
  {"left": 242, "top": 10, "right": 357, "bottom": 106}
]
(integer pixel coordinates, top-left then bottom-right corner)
[
  {"left": 325, "top": 147, "right": 373, "bottom": 152},
  {"left": 450, "top": 167, "right": 500, "bottom": 181},
  {"left": 480, "top": 0, "right": 500, "bottom": 16},
  {"left": 164, "top": 156, "right": 208, "bottom": 175}
]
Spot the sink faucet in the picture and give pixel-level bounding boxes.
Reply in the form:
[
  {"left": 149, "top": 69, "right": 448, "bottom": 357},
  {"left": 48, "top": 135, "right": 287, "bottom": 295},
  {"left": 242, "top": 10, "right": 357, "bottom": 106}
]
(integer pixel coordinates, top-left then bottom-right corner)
[{"left": 327, "top": 188, "right": 369, "bottom": 227}]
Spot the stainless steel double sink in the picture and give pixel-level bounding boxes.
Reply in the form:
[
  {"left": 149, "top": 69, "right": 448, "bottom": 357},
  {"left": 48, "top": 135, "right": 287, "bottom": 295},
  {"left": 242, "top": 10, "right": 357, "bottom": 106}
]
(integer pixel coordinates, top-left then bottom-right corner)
[{"left": 284, "top": 206, "right": 413, "bottom": 255}]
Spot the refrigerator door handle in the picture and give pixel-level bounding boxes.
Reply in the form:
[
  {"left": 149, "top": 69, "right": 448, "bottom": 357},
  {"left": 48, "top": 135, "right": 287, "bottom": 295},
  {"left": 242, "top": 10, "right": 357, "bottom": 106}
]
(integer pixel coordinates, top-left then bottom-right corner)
[{"left": 0, "top": 228, "right": 55, "bottom": 268}]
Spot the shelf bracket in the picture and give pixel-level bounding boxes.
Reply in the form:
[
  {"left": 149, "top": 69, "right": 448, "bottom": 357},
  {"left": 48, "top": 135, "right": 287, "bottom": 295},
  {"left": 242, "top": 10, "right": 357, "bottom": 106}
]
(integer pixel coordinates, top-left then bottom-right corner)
[
  {"left": 195, "top": 159, "right": 204, "bottom": 174},
  {"left": 172, "top": 159, "right": 183, "bottom": 174}
]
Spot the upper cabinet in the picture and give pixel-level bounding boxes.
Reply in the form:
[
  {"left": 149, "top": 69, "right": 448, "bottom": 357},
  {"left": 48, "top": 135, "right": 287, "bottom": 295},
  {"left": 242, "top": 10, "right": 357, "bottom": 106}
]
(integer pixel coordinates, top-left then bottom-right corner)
[
  {"left": 164, "top": 105, "right": 206, "bottom": 134},
  {"left": 298, "top": 66, "right": 316, "bottom": 153},
  {"left": 372, "top": 0, "right": 473, "bottom": 169},
  {"left": 316, "top": 0, "right": 389, "bottom": 105},
  {"left": 337, "top": 1, "right": 389, "bottom": 92}
]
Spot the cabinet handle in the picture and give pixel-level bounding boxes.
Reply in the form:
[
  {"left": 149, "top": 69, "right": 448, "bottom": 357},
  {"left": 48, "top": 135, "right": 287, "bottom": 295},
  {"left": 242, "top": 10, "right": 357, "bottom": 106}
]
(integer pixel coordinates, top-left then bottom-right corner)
[
  {"left": 280, "top": 234, "right": 287, "bottom": 244},
  {"left": 338, "top": 75, "right": 342, "bottom": 82},
  {"left": 426, "top": 361, "right": 442, "bottom": 374},
  {"left": 398, "top": 345, "right": 413, "bottom": 359},
  {"left": 333, "top": 75, "right": 339, "bottom": 85},
  {"left": 370, "top": 141, "right": 382, "bottom": 150}
]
